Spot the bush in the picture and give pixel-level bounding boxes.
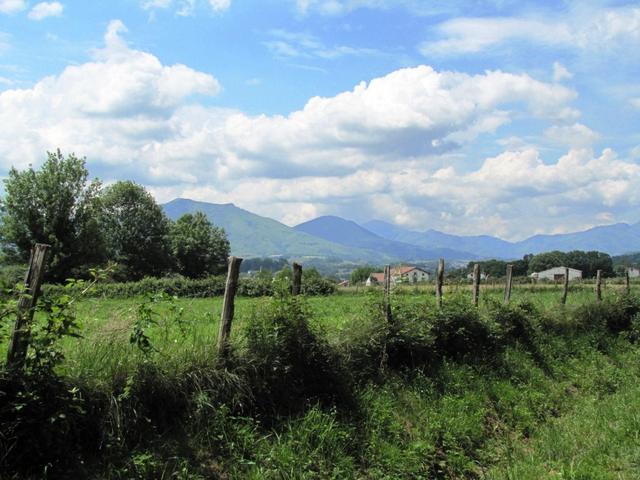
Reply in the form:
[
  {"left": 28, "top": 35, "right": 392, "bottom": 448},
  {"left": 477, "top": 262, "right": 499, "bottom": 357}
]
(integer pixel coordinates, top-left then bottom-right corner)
[
  {"left": 41, "top": 272, "right": 337, "bottom": 300},
  {"left": 0, "top": 372, "right": 102, "bottom": 478},
  {"left": 0, "top": 264, "right": 27, "bottom": 292},
  {"left": 243, "top": 296, "right": 349, "bottom": 414},
  {"left": 574, "top": 294, "right": 640, "bottom": 334}
]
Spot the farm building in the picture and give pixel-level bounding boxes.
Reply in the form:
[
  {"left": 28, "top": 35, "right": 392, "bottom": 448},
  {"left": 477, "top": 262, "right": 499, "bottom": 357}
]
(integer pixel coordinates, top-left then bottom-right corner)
[
  {"left": 366, "top": 266, "right": 430, "bottom": 286},
  {"left": 629, "top": 267, "right": 640, "bottom": 278},
  {"left": 530, "top": 266, "right": 582, "bottom": 281}
]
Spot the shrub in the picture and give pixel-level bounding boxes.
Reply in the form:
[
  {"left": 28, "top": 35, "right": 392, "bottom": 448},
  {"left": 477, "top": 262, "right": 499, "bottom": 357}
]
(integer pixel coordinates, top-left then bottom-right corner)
[
  {"left": 574, "top": 295, "right": 640, "bottom": 334},
  {"left": 430, "top": 297, "right": 497, "bottom": 360},
  {"left": 41, "top": 272, "right": 336, "bottom": 300},
  {"left": 243, "top": 296, "right": 349, "bottom": 414}
]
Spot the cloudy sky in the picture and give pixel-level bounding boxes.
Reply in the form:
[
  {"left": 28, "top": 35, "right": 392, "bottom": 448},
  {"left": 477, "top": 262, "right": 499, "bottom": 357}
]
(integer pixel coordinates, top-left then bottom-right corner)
[{"left": 0, "top": 0, "right": 639, "bottom": 239}]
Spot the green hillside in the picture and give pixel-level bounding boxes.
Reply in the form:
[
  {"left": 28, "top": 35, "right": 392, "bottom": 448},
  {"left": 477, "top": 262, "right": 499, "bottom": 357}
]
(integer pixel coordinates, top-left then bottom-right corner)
[{"left": 162, "top": 198, "right": 394, "bottom": 262}]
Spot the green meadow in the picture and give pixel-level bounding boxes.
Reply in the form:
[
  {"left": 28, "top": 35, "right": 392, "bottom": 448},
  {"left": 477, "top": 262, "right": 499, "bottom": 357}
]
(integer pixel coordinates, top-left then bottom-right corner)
[{"left": 2, "top": 282, "right": 640, "bottom": 479}]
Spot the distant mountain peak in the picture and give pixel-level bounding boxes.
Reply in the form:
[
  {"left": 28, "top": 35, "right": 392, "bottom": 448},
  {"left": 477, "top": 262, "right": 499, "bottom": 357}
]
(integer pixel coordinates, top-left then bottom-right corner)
[{"left": 163, "top": 199, "right": 640, "bottom": 261}]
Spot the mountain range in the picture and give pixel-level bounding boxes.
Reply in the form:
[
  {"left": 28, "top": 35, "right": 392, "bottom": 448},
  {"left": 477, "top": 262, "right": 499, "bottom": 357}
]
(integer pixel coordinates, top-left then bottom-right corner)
[{"left": 163, "top": 198, "right": 640, "bottom": 263}]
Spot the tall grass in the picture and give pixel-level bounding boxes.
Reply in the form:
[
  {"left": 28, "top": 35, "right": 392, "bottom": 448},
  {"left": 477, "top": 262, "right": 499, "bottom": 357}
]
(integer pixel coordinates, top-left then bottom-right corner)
[{"left": 1, "top": 288, "right": 640, "bottom": 478}]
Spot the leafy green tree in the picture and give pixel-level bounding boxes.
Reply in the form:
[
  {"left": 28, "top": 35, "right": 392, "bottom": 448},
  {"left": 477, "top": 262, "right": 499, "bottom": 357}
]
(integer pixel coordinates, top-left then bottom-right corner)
[
  {"left": 527, "top": 251, "right": 567, "bottom": 275},
  {"left": 100, "top": 181, "right": 173, "bottom": 280},
  {"left": 1, "top": 150, "right": 105, "bottom": 281},
  {"left": 528, "top": 250, "right": 613, "bottom": 278},
  {"left": 350, "top": 266, "right": 377, "bottom": 284},
  {"left": 467, "top": 259, "right": 508, "bottom": 278},
  {"left": 170, "top": 212, "right": 230, "bottom": 278}
]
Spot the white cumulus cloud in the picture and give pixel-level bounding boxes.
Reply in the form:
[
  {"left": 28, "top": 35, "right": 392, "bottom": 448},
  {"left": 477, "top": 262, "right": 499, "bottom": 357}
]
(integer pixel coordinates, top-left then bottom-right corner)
[
  {"left": 28, "top": 1, "right": 63, "bottom": 20},
  {"left": 544, "top": 123, "right": 600, "bottom": 148},
  {"left": 3, "top": 18, "right": 637, "bottom": 238},
  {"left": 0, "top": 0, "right": 26, "bottom": 14},
  {"left": 0, "top": 20, "right": 221, "bottom": 174}
]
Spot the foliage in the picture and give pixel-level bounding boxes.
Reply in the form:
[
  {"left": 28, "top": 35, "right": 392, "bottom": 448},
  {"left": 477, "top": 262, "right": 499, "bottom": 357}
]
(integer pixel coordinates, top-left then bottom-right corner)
[
  {"left": 2, "top": 280, "right": 640, "bottom": 478},
  {"left": 243, "top": 295, "right": 349, "bottom": 414},
  {"left": 302, "top": 267, "right": 337, "bottom": 296},
  {"left": 0, "top": 264, "right": 27, "bottom": 293},
  {"left": 170, "top": 212, "right": 230, "bottom": 279},
  {"left": 1, "top": 150, "right": 105, "bottom": 281},
  {"left": 41, "top": 271, "right": 337, "bottom": 300},
  {"left": 528, "top": 249, "right": 614, "bottom": 277},
  {"left": 466, "top": 255, "right": 531, "bottom": 278},
  {"left": 130, "top": 292, "right": 185, "bottom": 355},
  {"left": 272, "top": 265, "right": 337, "bottom": 297},
  {"left": 100, "top": 181, "right": 174, "bottom": 281},
  {"left": 239, "top": 269, "right": 273, "bottom": 297},
  {"left": 350, "top": 265, "right": 377, "bottom": 284},
  {"left": 612, "top": 251, "right": 640, "bottom": 267}
]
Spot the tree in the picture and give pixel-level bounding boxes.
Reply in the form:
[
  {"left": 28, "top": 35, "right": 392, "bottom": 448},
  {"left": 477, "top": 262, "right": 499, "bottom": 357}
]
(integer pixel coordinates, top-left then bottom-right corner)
[
  {"left": 170, "top": 212, "right": 230, "bottom": 278},
  {"left": 528, "top": 250, "right": 614, "bottom": 278},
  {"left": 100, "top": 181, "right": 173, "bottom": 280},
  {"left": 350, "top": 266, "right": 377, "bottom": 284},
  {"left": 1, "top": 150, "right": 105, "bottom": 281},
  {"left": 527, "top": 251, "right": 567, "bottom": 275}
]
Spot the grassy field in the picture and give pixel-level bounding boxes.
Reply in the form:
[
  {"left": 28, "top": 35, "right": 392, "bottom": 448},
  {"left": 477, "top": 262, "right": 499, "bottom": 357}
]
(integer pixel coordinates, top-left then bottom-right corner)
[{"left": 2, "top": 282, "right": 640, "bottom": 478}]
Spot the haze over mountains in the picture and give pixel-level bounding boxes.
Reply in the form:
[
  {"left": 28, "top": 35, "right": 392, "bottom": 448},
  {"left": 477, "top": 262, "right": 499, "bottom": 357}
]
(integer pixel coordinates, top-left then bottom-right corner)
[{"left": 163, "top": 199, "right": 640, "bottom": 262}]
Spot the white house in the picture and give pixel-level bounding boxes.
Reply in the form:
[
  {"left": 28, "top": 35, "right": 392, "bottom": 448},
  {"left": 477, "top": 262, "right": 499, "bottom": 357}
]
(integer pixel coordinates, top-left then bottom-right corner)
[
  {"left": 366, "top": 266, "right": 430, "bottom": 286},
  {"left": 530, "top": 266, "right": 582, "bottom": 281},
  {"left": 629, "top": 267, "right": 640, "bottom": 278}
]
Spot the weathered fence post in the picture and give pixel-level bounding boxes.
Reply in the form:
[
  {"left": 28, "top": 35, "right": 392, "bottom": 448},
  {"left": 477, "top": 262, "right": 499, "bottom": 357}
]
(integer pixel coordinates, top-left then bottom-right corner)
[
  {"left": 217, "top": 256, "right": 242, "bottom": 358},
  {"left": 472, "top": 263, "right": 480, "bottom": 307},
  {"left": 6, "top": 243, "right": 50, "bottom": 370},
  {"left": 292, "top": 262, "right": 302, "bottom": 296},
  {"left": 436, "top": 258, "right": 444, "bottom": 308},
  {"left": 595, "top": 269, "right": 602, "bottom": 302},
  {"left": 561, "top": 267, "right": 569, "bottom": 305},
  {"left": 625, "top": 268, "right": 631, "bottom": 295},
  {"left": 383, "top": 265, "right": 392, "bottom": 323},
  {"left": 504, "top": 264, "right": 513, "bottom": 304}
]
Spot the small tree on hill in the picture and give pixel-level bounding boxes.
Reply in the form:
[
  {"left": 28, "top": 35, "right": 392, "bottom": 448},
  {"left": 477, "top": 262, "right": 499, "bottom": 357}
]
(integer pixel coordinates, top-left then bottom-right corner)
[{"left": 170, "top": 212, "right": 230, "bottom": 278}]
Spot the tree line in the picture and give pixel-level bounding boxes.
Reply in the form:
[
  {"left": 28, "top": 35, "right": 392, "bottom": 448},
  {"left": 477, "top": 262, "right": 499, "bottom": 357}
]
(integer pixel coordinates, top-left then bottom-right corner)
[
  {"left": 463, "top": 250, "right": 614, "bottom": 279},
  {"left": 0, "top": 151, "right": 230, "bottom": 282}
]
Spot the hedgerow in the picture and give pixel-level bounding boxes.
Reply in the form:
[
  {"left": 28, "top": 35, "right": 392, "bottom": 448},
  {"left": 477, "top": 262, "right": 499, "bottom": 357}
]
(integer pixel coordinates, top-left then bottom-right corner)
[{"left": 41, "top": 273, "right": 337, "bottom": 299}]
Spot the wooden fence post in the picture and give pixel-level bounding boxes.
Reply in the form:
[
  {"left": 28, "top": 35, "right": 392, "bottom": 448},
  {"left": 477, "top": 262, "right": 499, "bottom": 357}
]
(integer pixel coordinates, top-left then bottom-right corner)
[
  {"left": 383, "top": 265, "right": 392, "bottom": 323},
  {"left": 292, "top": 262, "right": 302, "bottom": 296},
  {"left": 6, "top": 243, "right": 50, "bottom": 370},
  {"left": 504, "top": 264, "right": 513, "bottom": 304},
  {"left": 472, "top": 263, "right": 480, "bottom": 307},
  {"left": 217, "top": 256, "right": 242, "bottom": 358},
  {"left": 436, "top": 258, "right": 444, "bottom": 308},
  {"left": 595, "top": 269, "right": 602, "bottom": 302},
  {"left": 625, "top": 268, "right": 631, "bottom": 295},
  {"left": 561, "top": 267, "right": 569, "bottom": 305}
]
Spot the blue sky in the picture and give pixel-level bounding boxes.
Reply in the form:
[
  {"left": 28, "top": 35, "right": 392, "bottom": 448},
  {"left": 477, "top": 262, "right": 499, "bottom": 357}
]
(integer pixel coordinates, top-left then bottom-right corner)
[{"left": 0, "top": 0, "right": 639, "bottom": 239}]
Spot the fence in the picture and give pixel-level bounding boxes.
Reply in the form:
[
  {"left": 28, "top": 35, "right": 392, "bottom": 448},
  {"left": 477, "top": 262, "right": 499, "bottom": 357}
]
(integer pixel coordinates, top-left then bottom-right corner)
[{"left": 5, "top": 247, "right": 638, "bottom": 370}]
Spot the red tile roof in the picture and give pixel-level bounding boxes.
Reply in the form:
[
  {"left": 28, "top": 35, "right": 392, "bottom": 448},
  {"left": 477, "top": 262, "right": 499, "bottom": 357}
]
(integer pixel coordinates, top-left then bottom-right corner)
[{"left": 370, "top": 272, "right": 385, "bottom": 282}]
